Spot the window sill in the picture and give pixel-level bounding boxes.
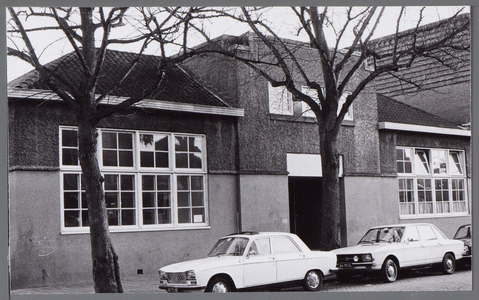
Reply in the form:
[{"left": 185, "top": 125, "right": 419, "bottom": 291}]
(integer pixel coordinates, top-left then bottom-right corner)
[
  {"left": 399, "top": 213, "right": 469, "bottom": 220},
  {"left": 61, "top": 225, "right": 211, "bottom": 235}
]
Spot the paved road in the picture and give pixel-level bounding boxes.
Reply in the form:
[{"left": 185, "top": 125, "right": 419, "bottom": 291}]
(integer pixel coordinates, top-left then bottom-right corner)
[{"left": 10, "top": 266, "right": 471, "bottom": 295}]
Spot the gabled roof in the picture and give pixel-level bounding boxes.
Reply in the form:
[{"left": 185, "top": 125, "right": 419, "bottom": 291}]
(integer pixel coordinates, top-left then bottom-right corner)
[
  {"left": 377, "top": 94, "right": 469, "bottom": 136},
  {"left": 8, "top": 49, "right": 238, "bottom": 112},
  {"left": 369, "top": 13, "right": 470, "bottom": 125}
]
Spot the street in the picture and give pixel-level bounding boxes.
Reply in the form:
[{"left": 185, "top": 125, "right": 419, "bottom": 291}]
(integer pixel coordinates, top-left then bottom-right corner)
[{"left": 10, "top": 266, "right": 471, "bottom": 295}]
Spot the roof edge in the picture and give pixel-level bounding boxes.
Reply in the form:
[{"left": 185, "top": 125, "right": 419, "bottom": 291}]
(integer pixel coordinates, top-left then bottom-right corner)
[
  {"left": 378, "top": 122, "right": 470, "bottom": 137},
  {"left": 8, "top": 88, "right": 244, "bottom": 118}
]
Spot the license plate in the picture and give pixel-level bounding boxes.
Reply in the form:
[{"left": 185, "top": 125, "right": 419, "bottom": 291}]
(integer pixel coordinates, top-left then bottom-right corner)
[
  {"left": 338, "top": 262, "right": 352, "bottom": 268},
  {"left": 168, "top": 273, "right": 186, "bottom": 284}
]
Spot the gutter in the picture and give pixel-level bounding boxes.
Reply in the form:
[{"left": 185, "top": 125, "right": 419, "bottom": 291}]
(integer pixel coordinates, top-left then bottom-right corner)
[{"left": 378, "top": 122, "right": 471, "bottom": 137}]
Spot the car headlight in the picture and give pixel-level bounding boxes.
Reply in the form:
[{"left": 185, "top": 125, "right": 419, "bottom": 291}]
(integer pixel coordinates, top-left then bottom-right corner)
[
  {"left": 185, "top": 270, "right": 196, "bottom": 280},
  {"left": 361, "top": 254, "right": 373, "bottom": 262},
  {"left": 159, "top": 270, "right": 167, "bottom": 280},
  {"left": 463, "top": 245, "right": 470, "bottom": 255}
]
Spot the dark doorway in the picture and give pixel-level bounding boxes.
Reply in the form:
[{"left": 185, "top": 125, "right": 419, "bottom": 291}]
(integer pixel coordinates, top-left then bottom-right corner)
[{"left": 288, "top": 177, "right": 322, "bottom": 250}]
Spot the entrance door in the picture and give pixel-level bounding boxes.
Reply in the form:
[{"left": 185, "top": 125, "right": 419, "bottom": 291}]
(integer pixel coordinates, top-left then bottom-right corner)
[{"left": 288, "top": 177, "right": 322, "bottom": 250}]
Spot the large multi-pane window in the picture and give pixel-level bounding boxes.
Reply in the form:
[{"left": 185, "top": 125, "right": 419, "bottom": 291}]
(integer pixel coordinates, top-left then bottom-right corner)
[
  {"left": 396, "top": 147, "right": 468, "bottom": 218},
  {"left": 60, "top": 126, "right": 208, "bottom": 232}
]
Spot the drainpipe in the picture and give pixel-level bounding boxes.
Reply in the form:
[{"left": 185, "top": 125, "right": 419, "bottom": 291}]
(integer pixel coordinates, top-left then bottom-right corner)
[{"left": 235, "top": 118, "right": 242, "bottom": 233}]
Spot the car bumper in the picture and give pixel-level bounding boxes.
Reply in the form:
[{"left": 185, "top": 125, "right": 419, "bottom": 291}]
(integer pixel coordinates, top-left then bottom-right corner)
[
  {"left": 159, "top": 281, "right": 206, "bottom": 293},
  {"left": 330, "top": 263, "right": 380, "bottom": 274}
]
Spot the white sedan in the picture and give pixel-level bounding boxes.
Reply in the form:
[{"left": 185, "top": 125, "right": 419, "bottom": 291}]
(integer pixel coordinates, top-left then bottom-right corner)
[
  {"left": 158, "top": 232, "right": 337, "bottom": 292},
  {"left": 330, "top": 223, "right": 464, "bottom": 283}
]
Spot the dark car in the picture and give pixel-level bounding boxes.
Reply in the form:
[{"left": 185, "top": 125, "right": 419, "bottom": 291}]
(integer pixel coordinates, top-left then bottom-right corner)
[{"left": 454, "top": 224, "right": 472, "bottom": 266}]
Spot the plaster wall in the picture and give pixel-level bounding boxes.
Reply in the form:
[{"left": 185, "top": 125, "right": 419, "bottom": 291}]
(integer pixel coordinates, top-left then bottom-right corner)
[
  {"left": 9, "top": 171, "right": 238, "bottom": 289},
  {"left": 239, "top": 174, "right": 290, "bottom": 232}
]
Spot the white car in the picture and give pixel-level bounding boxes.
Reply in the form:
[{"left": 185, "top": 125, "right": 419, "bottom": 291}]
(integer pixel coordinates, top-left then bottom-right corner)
[
  {"left": 158, "top": 232, "right": 337, "bottom": 292},
  {"left": 331, "top": 223, "right": 464, "bottom": 283}
]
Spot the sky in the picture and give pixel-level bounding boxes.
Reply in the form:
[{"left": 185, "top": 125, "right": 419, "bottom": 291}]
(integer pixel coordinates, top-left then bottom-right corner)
[{"left": 6, "top": 6, "right": 469, "bottom": 82}]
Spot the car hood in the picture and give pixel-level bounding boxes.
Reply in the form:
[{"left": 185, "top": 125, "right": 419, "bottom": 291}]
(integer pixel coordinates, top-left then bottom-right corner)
[
  {"left": 160, "top": 256, "right": 241, "bottom": 272},
  {"left": 332, "top": 243, "right": 399, "bottom": 254}
]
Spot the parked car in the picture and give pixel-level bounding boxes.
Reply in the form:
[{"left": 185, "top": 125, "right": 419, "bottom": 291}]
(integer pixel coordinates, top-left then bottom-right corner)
[
  {"left": 453, "top": 224, "right": 472, "bottom": 265},
  {"left": 158, "top": 231, "right": 337, "bottom": 293},
  {"left": 330, "top": 223, "right": 464, "bottom": 283}
]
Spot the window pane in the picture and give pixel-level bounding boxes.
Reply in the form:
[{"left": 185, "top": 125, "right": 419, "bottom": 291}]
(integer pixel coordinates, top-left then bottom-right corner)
[
  {"left": 192, "top": 192, "right": 204, "bottom": 206},
  {"left": 64, "top": 174, "right": 78, "bottom": 190},
  {"left": 158, "top": 209, "right": 171, "bottom": 224},
  {"left": 103, "top": 150, "right": 118, "bottom": 166},
  {"left": 102, "top": 132, "right": 117, "bottom": 148},
  {"left": 189, "top": 137, "right": 202, "bottom": 153},
  {"left": 191, "top": 176, "right": 203, "bottom": 190},
  {"left": 121, "top": 192, "right": 135, "bottom": 208},
  {"left": 156, "top": 152, "right": 169, "bottom": 168},
  {"left": 143, "top": 209, "right": 155, "bottom": 225},
  {"left": 415, "top": 150, "right": 430, "bottom": 175},
  {"left": 121, "top": 175, "right": 134, "bottom": 190},
  {"left": 64, "top": 192, "right": 79, "bottom": 209},
  {"left": 104, "top": 175, "right": 118, "bottom": 190},
  {"left": 82, "top": 211, "right": 89, "bottom": 226},
  {"left": 176, "top": 153, "right": 188, "bottom": 168},
  {"left": 121, "top": 210, "right": 135, "bottom": 225},
  {"left": 273, "top": 237, "right": 301, "bottom": 254},
  {"left": 142, "top": 175, "right": 155, "bottom": 190},
  {"left": 432, "top": 150, "right": 447, "bottom": 174},
  {"left": 62, "top": 129, "right": 78, "bottom": 147},
  {"left": 140, "top": 134, "right": 154, "bottom": 150},
  {"left": 108, "top": 210, "right": 119, "bottom": 225},
  {"left": 118, "top": 133, "right": 133, "bottom": 149},
  {"left": 175, "top": 136, "right": 188, "bottom": 151},
  {"left": 140, "top": 152, "right": 154, "bottom": 167},
  {"left": 105, "top": 193, "right": 118, "bottom": 208},
  {"left": 449, "top": 151, "right": 464, "bottom": 175},
  {"left": 62, "top": 149, "right": 79, "bottom": 165},
  {"left": 177, "top": 176, "right": 189, "bottom": 190},
  {"left": 192, "top": 208, "right": 204, "bottom": 223},
  {"left": 157, "top": 176, "right": 170, "bottom": 190},
  {"left": 65, "top": 211, "right": 80, "bottom": 227},
  {"left": 189, "top": 153, "right": 202, "bottom": 169},
  {"left": 155, "top": 135, "right": 169, "bottom": 151},
  {"left": 178, "top": 208, "right": 191, "bottom": 223},
  {"left": 119, "top": 151, "right": 133, "bottom": 167},
  {"left": 178, "top": 192, "right": 190, "bottom": 207},
  {"left": 157, "top": 193, "right": 170, "bottom": 207},
  {"left": 142, "top": 192, "right": 155, "bottom": 207}
]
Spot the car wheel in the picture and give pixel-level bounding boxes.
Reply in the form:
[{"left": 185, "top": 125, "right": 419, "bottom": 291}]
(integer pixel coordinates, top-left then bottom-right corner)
[
  {"left": 206, "top": 277, "right": 232, "bottom": 293},
  {"left": 440, "top": 253, "right": 456, "bottom": 275},
  {"left": 302, "top": 270, "right": 322, "bottom": 291},
  {"left": 381, "top": 258, "right": 398, "bottom": 283}
]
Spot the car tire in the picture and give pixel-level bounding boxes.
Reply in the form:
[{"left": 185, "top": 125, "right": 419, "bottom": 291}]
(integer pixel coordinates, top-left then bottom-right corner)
[
  {"left": 302, "top": 270, "right": 322, "bottom": 291},
  {"left": 205, "top": 277, "right": 232, "bottom": 293},
  {"left": 440, "top": 253, "right": 456, "bottom": 275},
  {"left": 381, "top": 258, "right": 398, "bottom": 283}
]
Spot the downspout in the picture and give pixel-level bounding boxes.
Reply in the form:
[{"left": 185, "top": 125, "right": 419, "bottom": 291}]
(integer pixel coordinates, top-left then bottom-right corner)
[{"left": 235, "top": 118, "right": 242, "bottom": 233}]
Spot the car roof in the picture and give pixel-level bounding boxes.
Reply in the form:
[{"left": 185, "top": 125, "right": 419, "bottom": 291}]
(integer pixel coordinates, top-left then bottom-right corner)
[
  {"left": 224, "top": 232, "right": 298, "bottom": 238},
  {"left": 368, "top": 223, "right": 436, "bottom": 229}
]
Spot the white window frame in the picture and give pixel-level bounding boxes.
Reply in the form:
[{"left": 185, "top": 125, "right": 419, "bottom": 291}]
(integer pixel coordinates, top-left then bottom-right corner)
[
  {"left": 396, "top": 147, "right": 468, "bottom": 219},
  {"left": 59, "top": 126, "right": 209, "bottom": 233}
]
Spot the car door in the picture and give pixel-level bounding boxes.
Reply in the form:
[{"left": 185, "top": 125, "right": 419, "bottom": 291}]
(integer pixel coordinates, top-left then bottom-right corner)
[
  {"left": 243, "top": 237, "right": 277, "bottom": 287},
  {"left": 417, "top": 225, "right": 443, "bottom": 263},
  {"left": 272, "top": 236, "right": 307, "bottom": 283},
  {"left": 401, "top": 225, "right": 427, "bottom": 267}
]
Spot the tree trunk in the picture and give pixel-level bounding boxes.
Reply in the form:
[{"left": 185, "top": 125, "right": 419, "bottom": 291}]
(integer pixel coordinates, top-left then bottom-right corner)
[
  {"left": 319, "top": 121, "right": 342, "bottom": 251},
  {"left": 78, "top": 119, "right": 123, "bottom": 293}
]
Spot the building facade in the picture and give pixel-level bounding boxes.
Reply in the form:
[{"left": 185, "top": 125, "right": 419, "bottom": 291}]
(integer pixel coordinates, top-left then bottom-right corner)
[{"left": 8, "top": 17, "right": 471, "bottom": 289}]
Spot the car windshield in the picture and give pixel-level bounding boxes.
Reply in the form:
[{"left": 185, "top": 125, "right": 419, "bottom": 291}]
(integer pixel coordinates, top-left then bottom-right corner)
[
  {"left": 359, "top": 227, "right": 405, "bottom": 244},
  {"left": 207, "top": 237, "right": 249, "bottom": 257},
  {"left": 454, "top": 225, "right": 471, "bottom": 239}
]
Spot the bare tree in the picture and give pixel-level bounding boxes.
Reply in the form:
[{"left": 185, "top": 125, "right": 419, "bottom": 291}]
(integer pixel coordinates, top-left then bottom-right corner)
[
  {"left": 207, "top": 6, "right": 470, "bottom": 250},
  {"left": 7, "top": 6, "right": 216, "bottom": 293}
]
